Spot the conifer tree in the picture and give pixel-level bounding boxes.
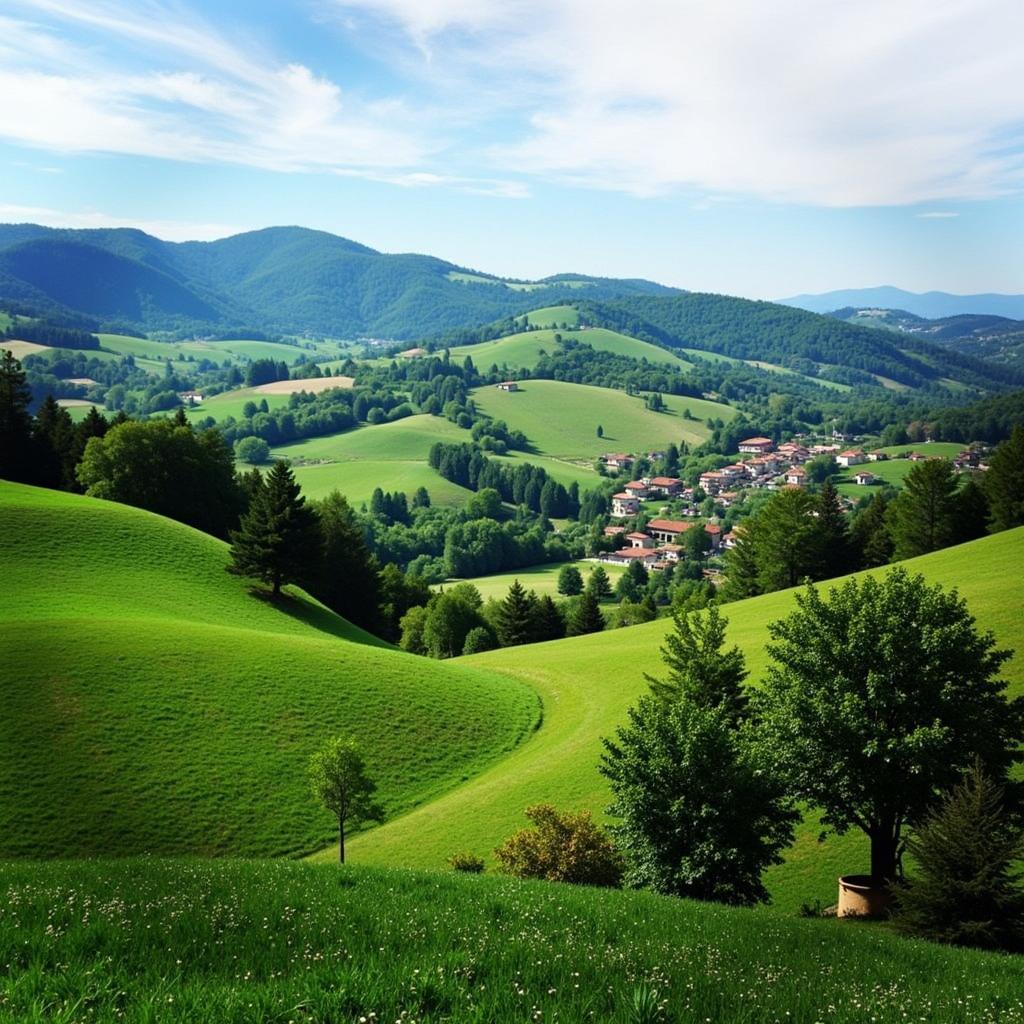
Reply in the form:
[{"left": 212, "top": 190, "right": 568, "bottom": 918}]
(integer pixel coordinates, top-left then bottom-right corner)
[
  {"left": 228, "top": 460, "right": 319, "bottom": 597},
  {"left": 984, "top": 426, "right": 1024, "bottom": 533},
  {"left": 34, "top": 394, "right": 78, "bottom": 489},
  {"left": 586, "top": 565, "right": 613, "bottom": 599},
  {"left": 815, "top": 479, "right": 851, "bottom": 577},
  {"left": 750, "top": 487, "right": 823, "bottom": 592},
  {"left": 0, "top": 350, "right": 35, "bottom": 484},
  {"left": 851, "top": 492, "right": 894, "bottom": 568},
  {"left": 722, "top": 526, "right": 760, "bottom": 600},
  {"left": 888, "top": 458, "right": 959, "bottom": 559},
  {"left": 557, "top": 563, "right": 583, "bottom": 596},
  {"left": 533, "top": 594, "right": 566, "bottom": 641},
  {"left": 495, "top": 579, "right": 538, "bottom": 647},
  {"left": 895, "top": 760, "right": 1024, "bottom": 951},
  {"left": 645, "top": 605, "right": 748, "bottom": 724},
  {"left": 567, "top": 589, "right": 605, "bottom": 636}
]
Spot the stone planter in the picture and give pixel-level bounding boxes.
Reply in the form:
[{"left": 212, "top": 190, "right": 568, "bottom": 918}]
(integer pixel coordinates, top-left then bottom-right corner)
[{"left": 837, "top": 874, "right": 891, "bottom": 919}]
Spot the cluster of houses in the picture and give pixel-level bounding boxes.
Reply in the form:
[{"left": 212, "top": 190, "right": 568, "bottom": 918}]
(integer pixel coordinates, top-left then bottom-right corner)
[{"left": 599, "top": 519, "right": 724, "bottom": 572}]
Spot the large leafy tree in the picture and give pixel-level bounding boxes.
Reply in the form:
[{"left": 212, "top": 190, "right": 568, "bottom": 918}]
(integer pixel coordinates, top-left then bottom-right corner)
[
  {"left": 601, "top": 698, "right": 797, "bottom": 906},
  {"left": 308, "top": 737, "right": 384, "bottom": 864},
  {"left": 755, "top": 568, "right": 1023, "bottom": 883},
  {"left": 0, "top": 350, "right": 35, "bottom": 483},
  {"left": 887, "top": 458, "right": 960, "bottom": 559},
  {"left": 984, "top": 426, "right": 1024, "bottom": 533},
  {"left": 228, "top": 460, "right": 319, "bottom": 597},
  {"left": 645, "top": 605, "right": 748, "bottom": 725}
]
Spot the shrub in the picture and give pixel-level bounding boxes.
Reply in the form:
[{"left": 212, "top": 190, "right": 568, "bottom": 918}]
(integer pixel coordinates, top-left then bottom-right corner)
[
  {"left": 462, "top": 626, "right": 497, "bottom": 655},
  {"left": 448, "top": 852, "right": 486, "bottom": 874},
  {"left": 494, "top": 804, "right": 624, "bottom": 888},
  {"left": 234, "top": 436, "right": 271, "bottom": 464}
]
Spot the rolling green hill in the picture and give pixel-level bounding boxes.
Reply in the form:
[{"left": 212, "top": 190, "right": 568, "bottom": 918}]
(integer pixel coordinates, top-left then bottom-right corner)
[
  {"left": 470, "top": 380, "right": 736, "bottom": 459},
  {"left": 0, "top": 481, "right": 539, "bottom": 859},
  {"left": 450, "top": 326, "right": 693, "bottom": 371},
  {"left": 344, "top": 528, "right": 1024, "bottom": 914}
]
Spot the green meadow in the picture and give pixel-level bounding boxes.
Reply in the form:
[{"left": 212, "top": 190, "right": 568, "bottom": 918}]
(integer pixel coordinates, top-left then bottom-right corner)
[
  {"left": 877, "top": 441, "right": 966, "bottom": 458},
  {"left": 344, "top": 527, "right": 1024, "bottom": 915},
  {"left": 3, "top": 858, "right": 1022, "bottom": 1024},
  {"left": 437, "top": 560, "right": 628, "bottom": 602},
  {"left": 521, "top": 303, "right": 580, "bottom": 326},
  {"left": 471, "top": 380, "right": 737, "bottom": 459},
  {"left": 0, "top": 482, "right": 539, "bottom": 860},
  {"left": 450, "top": 326, "right": 693, "bottom": 371}
]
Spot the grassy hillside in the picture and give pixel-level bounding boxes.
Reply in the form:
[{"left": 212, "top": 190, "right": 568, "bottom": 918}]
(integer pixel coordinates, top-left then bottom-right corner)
[
  {"left": 0, "top": 482, "right": 539, "bottom": 859},
  {"left": 3, "top": 859, "right": 1023, "bottom": 1024},
  {"left": 438, "top": 560, "right": 629, "bottom": 602},
  {"left": 471, "top": 380, "right": 736, "bottom": 459},
  {"left": 345, "top": 528, "right": 1024, "bottom": 913},
  {"left": 450, "top": 326, "right": 693, "bottom": 371},
  {"left": 521, "top": 303, "right": 580, "bottom": 326}
]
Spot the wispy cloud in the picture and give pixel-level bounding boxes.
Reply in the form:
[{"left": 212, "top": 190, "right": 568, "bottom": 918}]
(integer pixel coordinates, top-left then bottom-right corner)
[
  {"left": 0, "top": 202, "right": 247, "bottom": 241},
  {"left": 336, "top": 0, "right": 1024, "bottom": 207},
  {"left": 916, "top": 211, "right": 961, "bottom": 219}
]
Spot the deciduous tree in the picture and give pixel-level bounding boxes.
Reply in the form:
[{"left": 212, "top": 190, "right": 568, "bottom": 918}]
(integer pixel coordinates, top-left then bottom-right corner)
[{"left": 308, "top": 737, "right": 384, "bottom": 864}]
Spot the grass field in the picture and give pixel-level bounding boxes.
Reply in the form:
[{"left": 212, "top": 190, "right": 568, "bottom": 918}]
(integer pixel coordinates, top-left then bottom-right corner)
[
  {"left": 344, "top": 527, "right": 1024, "bottom": 915},
  {"left": 0, "top": 482, "right": 539, "bottom": 859},
  {"left": 0, "top": 339, "right": 48, "bottom": 360},
  {"left": 522, "top": 303, "right": 579, "bottom": 326},
  {"left": 3, "top": 858, "right": 1022, "bottom": 1024},
  {"left": 271, "top": 415, "right": 476, "bottom": 507},
  {"left": 438, "top": 560, "right": 629, "bottom": 602},
  {"left": 490, "top": 450, "right": 603, "bottom": 493},
  {"left": 876, "top": 442, "right": 965, "bottom": 458},
  {"left": 451, "top": 327, "right": 693, "bottom": 371},
  {"left": 834, "top": 457, "right": 918, "bottom": 498},
  {"left": 183, "top": 388, "right": 295, "bottom": 423},
  {"left": 471, "top": 380, "right": 736, "bottom": 459}
]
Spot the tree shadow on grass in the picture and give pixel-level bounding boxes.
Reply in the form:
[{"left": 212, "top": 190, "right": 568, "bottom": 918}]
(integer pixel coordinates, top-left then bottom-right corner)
[{"left": 246, "top": 586, "right": 393, "bottom": 649}]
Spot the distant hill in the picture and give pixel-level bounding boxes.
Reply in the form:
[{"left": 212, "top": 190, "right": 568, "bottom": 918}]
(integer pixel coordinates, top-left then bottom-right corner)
[
  {"left": 0, "top": 224, "right": 676, "bottom": 339},
  {"left": 778, "top": 285, "right": 1024, "bottom": 320},
  {"left": 829, "top": 307, "right": 1024, "bottom": 371}
]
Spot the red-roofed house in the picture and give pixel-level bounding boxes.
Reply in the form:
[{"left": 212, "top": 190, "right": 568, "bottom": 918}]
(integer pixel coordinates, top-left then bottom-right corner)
[
  {"left": 853, "top": 470, "right": 877, "bottom": 486},
  {"left": 611, "top": 492, "right": 640, "bottom": 518},
  {"left": 623, "top": 480, "right": 651, "bottom": 499},
  {"left": 784, "top": 466, "right": 806, "bottom": 486},
  {"left": 603, "top": 453, "right": 634, "bottom": 470},
  {"left": 836, "top": 449, "right": 866, "bottom": 468},
  {"left": 603, "top": 525, "right": 627, "bottom": 538},
  {"left": 648, "top": 519, "right": 723, "bottom": 550},
  {"left": 626, "top": 532, "right": 656, "bottom": 549},
  {"left": 738, "top": 437, "right": 775, "bottom": 454},
  {"left": 699, "top": 470, "right": 727, "bottom": 495},
  {"left": 645, "top": 476, "right": 683, "bottom": 497},
  {"left": 603, "top": 548, "right": 659, "bottom": 567}
]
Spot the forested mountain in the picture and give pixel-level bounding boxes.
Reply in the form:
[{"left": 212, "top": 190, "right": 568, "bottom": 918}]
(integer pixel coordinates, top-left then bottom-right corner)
[
  {"left": 576, "top": 294, "right": 1023, "bottom": 391},
  {"left": 829, "top": 307, "right": 1024, "bottom": 371},
  {"left": 779, "top": 285, "right": 1024, "bottom": 320},
  {"left": 0, "top": 224, "right": 675, "bottom": 339}
]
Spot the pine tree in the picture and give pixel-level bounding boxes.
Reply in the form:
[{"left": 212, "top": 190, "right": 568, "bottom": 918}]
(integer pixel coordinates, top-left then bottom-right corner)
[
  {"left": 984, "top": 426, "right": 1024, "bottom": 533},
  {"left": 815, "top": 479, "right": 851, "bottom": 577},
  {"left": 851, "top": 492, "right": 894, "bottom": 568},
  {"left": 722, "top": 525, "right": 760, "bottom": 600},
  {"left": 586, "top": 565, "right": 613, "bottom": 599},
  {"left": 645, "top": 605, "right": 748, "bottom": 724},
  {"left": 34, "top": 395, "right": 78, "bottom": 490},
  {"left": 751, "top": 487, "right": 823, "bottom": 591},
  {"left": 172, "top": 406, "right": 190, "bottom": 428},
  {"left": 567, "top": 589, "right": 605, "bottom": 636},
  {"left": 895, "top": 760, "right": 1024, "bottom": 951},
  {"left": 557, "top": 564, "right": 583, "bottom": 596},
  {"left": 954, "top": 477, "right": 990, "bottom": 544},
  {"left": 888, "top": 458, "right": 959, "bottom": 559},
  {"left": 534, "top": 594, "right": 566, "bottom": 641},
  {"left": 228, "top": 460, "right": 319, "bottom": 597},
  {"left": 495, "top": 579, "right": 538, "bottom": 647},
  {"left": 0, "top": 351, "right": 37, "bottom": 483}
]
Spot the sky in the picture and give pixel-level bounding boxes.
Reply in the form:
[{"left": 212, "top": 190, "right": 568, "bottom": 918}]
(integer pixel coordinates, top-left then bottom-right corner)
[{"left": 0, "top": 0, "right": 1023, "bottom": 299}]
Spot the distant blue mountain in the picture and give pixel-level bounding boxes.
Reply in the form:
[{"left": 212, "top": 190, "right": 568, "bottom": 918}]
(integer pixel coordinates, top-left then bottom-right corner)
[{"left": 778, "top": 286, "right": 1024, "bottom": 321}]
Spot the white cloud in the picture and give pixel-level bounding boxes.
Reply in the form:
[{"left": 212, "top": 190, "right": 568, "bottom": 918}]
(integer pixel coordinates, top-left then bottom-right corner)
[
  {"left": 336, "top": 0, "right": 1024, "bottom": 206},
  {"left": 0, "top": 203, "right": 247, "bottom": 241},
  {"left": 916, "top": 211, "right": 960, "bottom": 218}
]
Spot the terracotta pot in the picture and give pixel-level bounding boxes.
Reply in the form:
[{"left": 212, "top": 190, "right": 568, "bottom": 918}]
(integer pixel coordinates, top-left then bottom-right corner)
[{"left": 837, "top": 874, "right": 891, "bottom": 919}]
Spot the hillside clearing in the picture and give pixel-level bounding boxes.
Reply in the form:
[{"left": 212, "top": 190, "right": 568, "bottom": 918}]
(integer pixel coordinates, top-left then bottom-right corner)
[
  {"left": 0, "top": 482, "right": 539, "bottom": 859},
  {"left": 436, "top": 560, "right": 629, "bottom": 602},
  {"left": 253, "top": 375, "right": 354, "bottom": 394}
]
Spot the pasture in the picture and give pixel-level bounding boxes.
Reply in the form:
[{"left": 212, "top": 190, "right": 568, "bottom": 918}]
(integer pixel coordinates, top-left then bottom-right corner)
[
  {"left": 0, "top": 482, "right": 539, "bottom": 859},
  {"left": 344, "top": 527, "right": 1024, "bottom": 915},
  {"left": 521, "top": 303, "right": 580, "bottom": 326},
  {"left": 470, "top": 380, "right": 736, "bottom": 460},
  {"left": 2, "top": 858, "right": 1022, "bottom": 1024},
  {"left": 437, "top": 560, "right": 628, "bottom": 602}
]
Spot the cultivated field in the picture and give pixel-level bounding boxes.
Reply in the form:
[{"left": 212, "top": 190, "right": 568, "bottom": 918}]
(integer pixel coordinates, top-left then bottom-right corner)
[
  {"left": 252, "top": 375, "right": 354, "bottom": 394},
  {"left": 470, "top": 380, "right": 737, "bottom": 459},
  {"left": 0, "top": 482, "right": 539, "bottom": 859},
  {"left": 344, "top": 527, "right": 1024, "bottom": 914}
]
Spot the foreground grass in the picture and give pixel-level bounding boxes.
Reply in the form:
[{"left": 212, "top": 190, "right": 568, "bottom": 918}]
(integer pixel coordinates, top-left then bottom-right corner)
[
  {"left": 2, "top": 859, "right": 1021, "bottom": 1024},
  {"left": 1, "top": 483, "right": 538, "bottom": 858},
  {"left": 347, "top": 528, "right": 1024, "bottom": 913}
]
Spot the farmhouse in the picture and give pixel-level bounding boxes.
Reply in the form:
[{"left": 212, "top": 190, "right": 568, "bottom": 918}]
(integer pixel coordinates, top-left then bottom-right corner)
[
  {"left": 647, "top": 519, "right": 723, "bottom": 549},
  {"left": 623, "top": 480, "right": 651, "bottom": 499},
  {"left": 178, "top": 390, "right": 204, "bottom": 404},
  {"left": 603, "top": 548, "right": 659, "bottom": 567},
  {"left": 784, "top": 466, "right": 806, "bottom": 486},
  {"left": 853, "top": 470, "right": 877, "bottom": 486},
  {"left": 699, "top": 470, "right": 727, "bottom": 494},
  {"left": 836, "top": 449, "right": 866, "bottom": 468},
  {"left": 645, "top": 476, "right": 683, "bottom": 497},
  {"left": 626, "top": 532, "right": 656, "bottom": 549},
  {"left": 611, "top": 492, "right": 640, "bottom": 517},
  {"left": 603, "top": 453, "right": 634, "bottom": 471},
  {"left": 738, "top": 436, "right": 775, "bottom": 454},
  {"left": 496, "top": 381, "right": 520, "bottom": 392},
  {"left": 866, "top": 451, "right": 889, "bottom": 462}
]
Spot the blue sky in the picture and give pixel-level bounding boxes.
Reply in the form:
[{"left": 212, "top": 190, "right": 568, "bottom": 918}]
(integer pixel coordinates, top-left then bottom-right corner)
[{"left": 1, "top": 0, "right": 1022, "bottom": 299}]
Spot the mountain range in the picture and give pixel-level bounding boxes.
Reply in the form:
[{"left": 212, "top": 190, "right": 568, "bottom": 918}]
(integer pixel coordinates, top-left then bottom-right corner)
[
  {"left": 0, "top": 224, "right": 675, "bottom": 340},
  {"left": 778, "top": 286, "right": 1024, "bottom": 320}
]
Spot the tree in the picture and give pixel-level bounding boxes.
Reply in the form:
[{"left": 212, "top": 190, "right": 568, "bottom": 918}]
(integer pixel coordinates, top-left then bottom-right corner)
[
  {"left": 596, "top": 425, "right": 604, "bottom": 438},
  {"left": 895, "top": 760, "right": 1024, "bottom": 951},
  {"left": 586, "top": 565, "right": 613, "bottom": 599},
  {"left": 494, "top": 579, "right": 538, "bottom": 647},
  {"left": 462, "top": 625, "right": 498, "bottom": 654},
  {"left": 567, "top": 589, "right": 604, "bottom": 636},
  {"left": 888, "top": 458, "right": 960, "bottom": 560},
  {"left": 310, "top": 491, "right": 381, "bottom": 633},
  {"left": 815, "top": 479, "right": 852, "bottom": 577},
  {"left": 984, "top": 426, "right": 1024, "bottom": 532},
  {"left": 755, "top": 568, "right": 1024, "bottom": 883},
  {"left": 533, "top": 594, "right": 566, "bottom": 641},
  {"left": 750, "top": 487, "right": 824, "bottom": 591},
  {"left": 308, "top": 737, "right": 384, "bottom": 864},
  {"left": 682, "top": 524, "right": 712, "bottom": 563},
  {"left": 0, "top": 351, "right": 38, "bottom": 484},
  {"left": 234, "top": 436, "right": 271, "bottom": 464},
  {"left": 954, "top": 477, "right": 990, "bottom": 544},
  {"left": 645, "top": 606, "right": 748, "bottom": 724},
  {"left": 494, "top": 805, "right": 623, "bottom": 887},
  {"left": 466, "top": 487, "right": 503, "bottom": 520},
  {"left": 850, "top": 492, "right": 893, "bottom": 568},
  {"left": 228, "top": 460, "right": 319, "bottom": 597},
  {"left": 34, "top": 395, "right": 78, "bottom": 490},
  {"left": 721, "top": 526, "right": 760, "bottom": 600},
  {"left": 601, "top": 697, "right": 797, "bottom": 905},
  {"left": 422, "top": 586, "right": 486, "bottom": 659},
  {"left": 411, "top": 485, "right": 431, "bottom": 509},
  {"left": 557, "top": 563, "right": 583, "bottom": 596}
]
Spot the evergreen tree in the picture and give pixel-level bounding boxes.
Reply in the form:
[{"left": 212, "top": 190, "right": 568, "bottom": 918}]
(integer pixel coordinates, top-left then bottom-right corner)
[
  {"left": 228, "top": 460, "right": 319, "bottom": 597},
  {"left": 0, "top": 350, "right": 35, "bottom": 484},
  {"left": 34, "top": 395, "right": 78, "bottom": 490},
  {"left": 533, "top": 594, "right": 566, "bottom": 641},
  {"left": 851, "top": 492, "right": 894, "bottom": 568},
  {"left": 557, "top": 563, "right": 583, "bottom": 596},
  {"left": 495, "top": 579, "right": 538, "bottom": 647},
  {"left": 567, "top": 590, "right": 605, "bottom": 636},
  {"left": 683, "top": 524, "right": 712, "bottom": 563},
  {"left": 895, "top": 760, "right": 1024, "bottom": 951},
  {"left": 954, "top": 477, "right": 990, "bottom": 544},
  {"left": 411, "top": 485, "right": 431, "bottom": 509},
  {"left": 586, "top": 565, "right": 613, "bottom": 599},
  {"left": 750, "top": 488, "right": 823, "bottom": 592},
  {"left": 815, "top": 479, "right": 852, "bottom": 577},
  {"left": 645, "top": 605, "right": 748, "bottom": 724},
  {"left": 722, "top": 526, "right": 760, "bottom": 600},
  {"left": 172, "top": 406, "right": 190, "bottom": 428},
  {"left": 888, "top": 458, "right": 960, "bottom": 560},
  {"left": 984, "top": 426, "right": 1024, "bottom": 532}
]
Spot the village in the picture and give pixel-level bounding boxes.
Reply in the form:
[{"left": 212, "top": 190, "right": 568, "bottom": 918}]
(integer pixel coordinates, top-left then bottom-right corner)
[{"left": 596, "top": 435, "right": 989, "bottom": 572}]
